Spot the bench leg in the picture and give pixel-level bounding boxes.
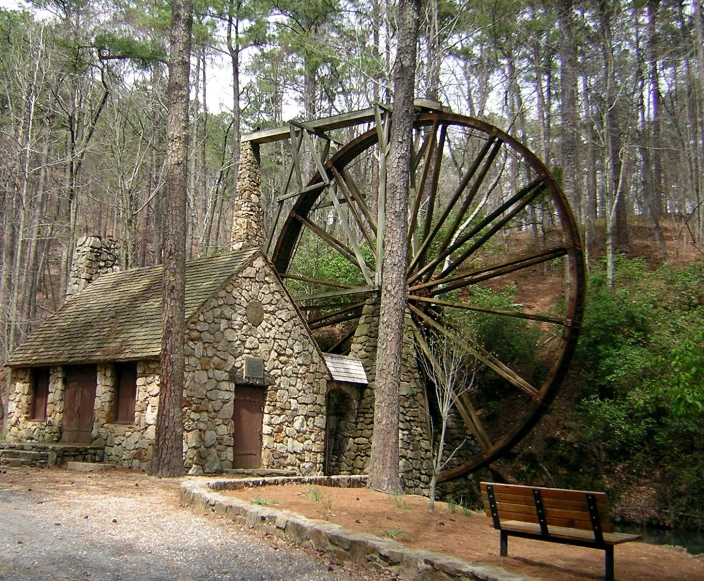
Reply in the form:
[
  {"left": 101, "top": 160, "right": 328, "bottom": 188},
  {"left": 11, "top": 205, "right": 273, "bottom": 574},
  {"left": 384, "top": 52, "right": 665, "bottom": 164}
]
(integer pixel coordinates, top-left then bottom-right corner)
[
  {"left": 605, "top": 545, "right": 614, "bottom": 581},
  {"left": 500, "top": 531, "right": 508, "bottom": 557}
]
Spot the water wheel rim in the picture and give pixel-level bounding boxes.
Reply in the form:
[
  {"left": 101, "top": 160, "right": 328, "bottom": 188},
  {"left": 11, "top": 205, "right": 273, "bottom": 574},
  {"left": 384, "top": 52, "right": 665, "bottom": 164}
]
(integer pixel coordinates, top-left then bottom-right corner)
[{"left": 271, "top": 111, "right": 586, "bottom": 479}]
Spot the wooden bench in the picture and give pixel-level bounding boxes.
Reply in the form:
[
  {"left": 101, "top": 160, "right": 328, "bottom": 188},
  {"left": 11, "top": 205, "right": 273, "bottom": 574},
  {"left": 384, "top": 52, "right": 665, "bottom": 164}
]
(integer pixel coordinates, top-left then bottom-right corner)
[{"left": 480, "top": 482, "right": 641, "bottom": 581}]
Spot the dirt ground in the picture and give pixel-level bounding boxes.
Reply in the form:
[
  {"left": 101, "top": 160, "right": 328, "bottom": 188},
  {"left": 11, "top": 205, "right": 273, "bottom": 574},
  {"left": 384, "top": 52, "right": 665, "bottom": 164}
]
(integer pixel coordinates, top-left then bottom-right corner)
[
  {"left": 226, "top": 484, "right": 704, "bottom": 581},
  {"left": 0, "top": 467, "right": 395, "bottom": 581}
]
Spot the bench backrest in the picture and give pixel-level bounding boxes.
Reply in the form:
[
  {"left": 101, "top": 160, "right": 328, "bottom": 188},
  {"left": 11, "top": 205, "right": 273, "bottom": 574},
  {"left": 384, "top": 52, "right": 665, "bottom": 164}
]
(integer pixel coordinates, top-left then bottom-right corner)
[{"left": 480, "top": 482, "right": 613, "bottom": 534}]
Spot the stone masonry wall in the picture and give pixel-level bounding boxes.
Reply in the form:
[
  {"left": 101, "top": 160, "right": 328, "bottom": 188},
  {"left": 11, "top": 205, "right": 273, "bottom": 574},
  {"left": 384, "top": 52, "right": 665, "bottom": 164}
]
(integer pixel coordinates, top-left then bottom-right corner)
[
  {"left": 346, "top": 302, "right": 434, "bottom": 494},
  {"left": 101, "top": 361, "right": 160, "bottom": 470},
  {"left": 67, "top": 235, "right": 120, "bottom": 296},
  {"left": 230, "top": 142, "right": 265, "bottom": 251},
  {"left": 183, "top": 252, "right": 330, "bottom": 475},
  {"left": 7, "top": 362, "right": 159, "bottom": 470},
  {"left": 6, "top": 367, "right": 64, "bottom": 442}
]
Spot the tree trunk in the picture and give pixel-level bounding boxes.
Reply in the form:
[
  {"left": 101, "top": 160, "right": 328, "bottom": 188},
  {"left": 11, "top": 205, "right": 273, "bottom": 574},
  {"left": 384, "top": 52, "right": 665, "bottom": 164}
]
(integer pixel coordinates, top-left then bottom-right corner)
[
  {"left": 368, "top": 0, "right": 420, "bottom": 494},
  {"left": 150, "top": 0, "right": 192, "bottom": 478},
  {"left": 643, "top": 0, "right": 668, "bottom": 259},
  {"left": 582, "top": 71, "right": 597, "bottom": 266},
  {"left": 226, "top": 0, "right": 242, "bottom": 250},
  {"left": 558, "top": 0, "right": 581, "bottom": 224},
  {"left": 687, "top": 0, "right": 704, "bottom": 245}
]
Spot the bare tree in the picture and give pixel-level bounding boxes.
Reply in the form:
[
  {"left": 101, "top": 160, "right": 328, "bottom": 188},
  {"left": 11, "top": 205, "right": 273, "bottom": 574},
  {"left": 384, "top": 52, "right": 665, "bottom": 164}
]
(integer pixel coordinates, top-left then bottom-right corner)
[{"left": 419, "top": 335, "right": 478, "bottom": 512}]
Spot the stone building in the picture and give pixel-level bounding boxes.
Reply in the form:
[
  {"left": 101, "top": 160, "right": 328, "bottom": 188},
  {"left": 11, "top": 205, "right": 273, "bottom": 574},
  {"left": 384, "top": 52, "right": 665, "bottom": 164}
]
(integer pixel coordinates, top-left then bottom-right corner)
[
  {"left": 4, "top": 248, "right": 368, "bottom": 475},
  {"left": 2, "top": 139, "right": 435, "bottom": 492}
]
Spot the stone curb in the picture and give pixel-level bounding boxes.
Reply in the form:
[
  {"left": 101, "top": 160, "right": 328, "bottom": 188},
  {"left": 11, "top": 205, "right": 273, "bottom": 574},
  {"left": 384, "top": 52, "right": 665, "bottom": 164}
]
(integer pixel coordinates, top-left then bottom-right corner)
[{"left": 180, "top": 477, "right": 540, "bottom": 581}]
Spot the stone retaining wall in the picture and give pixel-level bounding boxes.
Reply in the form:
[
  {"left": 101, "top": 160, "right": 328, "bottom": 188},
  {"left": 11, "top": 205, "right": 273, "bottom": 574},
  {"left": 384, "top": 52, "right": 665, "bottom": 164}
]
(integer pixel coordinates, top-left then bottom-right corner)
[{"left": 180, "top": 477, "right": 535, "bottom": 581}]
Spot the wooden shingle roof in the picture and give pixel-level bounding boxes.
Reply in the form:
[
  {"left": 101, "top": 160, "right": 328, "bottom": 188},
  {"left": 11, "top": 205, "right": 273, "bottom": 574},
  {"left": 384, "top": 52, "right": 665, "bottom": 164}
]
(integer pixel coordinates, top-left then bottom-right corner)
[{"left": 7, "top": 249, "right": 259, "bottom": 368}]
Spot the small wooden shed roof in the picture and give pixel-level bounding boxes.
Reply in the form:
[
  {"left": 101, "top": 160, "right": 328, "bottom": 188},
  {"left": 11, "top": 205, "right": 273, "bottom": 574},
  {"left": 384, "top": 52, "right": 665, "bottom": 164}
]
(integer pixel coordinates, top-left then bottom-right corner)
[
  {"left": 323, "top": 353, "right": 368, "bottom": 385},
  {"left": 7, "top": 249, "right": 259, "bottom": 368}
]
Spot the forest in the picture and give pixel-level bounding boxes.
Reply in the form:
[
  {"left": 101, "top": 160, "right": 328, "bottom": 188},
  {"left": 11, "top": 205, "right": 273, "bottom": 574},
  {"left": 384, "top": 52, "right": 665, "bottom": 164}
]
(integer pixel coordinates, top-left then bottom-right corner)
[{"left": 0, "top": 0, "right": 702, "bottom": 527}]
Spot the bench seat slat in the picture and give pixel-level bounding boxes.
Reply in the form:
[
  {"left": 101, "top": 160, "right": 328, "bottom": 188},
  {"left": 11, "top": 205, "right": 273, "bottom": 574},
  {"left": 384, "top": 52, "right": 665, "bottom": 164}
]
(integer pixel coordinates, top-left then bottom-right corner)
[{"left": 500, "top": 520, "right": 641, "bottom": 545}]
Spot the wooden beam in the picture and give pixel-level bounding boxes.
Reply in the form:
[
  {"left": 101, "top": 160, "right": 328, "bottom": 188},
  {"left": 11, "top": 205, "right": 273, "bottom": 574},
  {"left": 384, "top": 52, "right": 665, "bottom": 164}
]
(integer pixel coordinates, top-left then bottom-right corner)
[{"left": 242, "top": 99, "right": 448, "bottom": 144}]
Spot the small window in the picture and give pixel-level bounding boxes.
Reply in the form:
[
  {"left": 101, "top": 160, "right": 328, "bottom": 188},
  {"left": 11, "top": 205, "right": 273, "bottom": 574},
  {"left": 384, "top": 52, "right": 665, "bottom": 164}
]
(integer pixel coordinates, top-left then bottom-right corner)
[
  {"left": 31, "top": 367, "right": 49, "bottom": 421},
  {"left": 114, "top": 363, "right": 137, "bottom": 423}
]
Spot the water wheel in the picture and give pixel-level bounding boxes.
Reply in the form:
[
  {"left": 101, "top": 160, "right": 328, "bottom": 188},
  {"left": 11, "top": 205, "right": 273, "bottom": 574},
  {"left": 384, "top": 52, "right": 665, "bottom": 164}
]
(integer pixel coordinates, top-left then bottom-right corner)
[{"left": 264, "top": 106, "right": 585, "bottom": 480}]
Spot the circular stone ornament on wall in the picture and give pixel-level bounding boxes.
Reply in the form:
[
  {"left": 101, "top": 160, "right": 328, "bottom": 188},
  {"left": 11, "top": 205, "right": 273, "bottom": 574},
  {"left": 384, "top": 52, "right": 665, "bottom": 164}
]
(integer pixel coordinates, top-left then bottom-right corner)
[{"left": 245, "top": 299, "right": 264, "bottom": 326}]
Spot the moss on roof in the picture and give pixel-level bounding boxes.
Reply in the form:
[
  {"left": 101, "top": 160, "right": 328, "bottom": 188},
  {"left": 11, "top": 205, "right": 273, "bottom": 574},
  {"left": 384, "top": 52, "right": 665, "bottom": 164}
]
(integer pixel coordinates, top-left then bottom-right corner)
[{"left": 7, "top": 249, "right": 259, "bottom": 368}]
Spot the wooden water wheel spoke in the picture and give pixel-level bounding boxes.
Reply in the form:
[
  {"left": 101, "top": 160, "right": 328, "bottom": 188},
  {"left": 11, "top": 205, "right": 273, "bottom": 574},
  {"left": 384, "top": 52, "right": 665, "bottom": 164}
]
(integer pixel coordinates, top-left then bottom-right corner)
[
  {"left": 338, "top": 168, "right": 378, "bottom": 234},
  {"left": 331, "top": 168, "right": 376, "bottom": 250},
  {"left": 263, "top": 108, "right": 585, "bottom": 478},
  {"left": 439, "top": 180, "right": 548, "bottom": 281},
  {"left": 409, "top": 175, "right": 547, "bottom": 285},
  {"left": 280, "top": 273, "right": 358, "bottom": 290},
  {"left": 410, "top": 319, "right": 493, "bottom": 452},
  {"left": 293, "top": 214, "right": 375, "bottom": 276},
  {"left": 408, "top": 136, "right": 502, "bottom": 275},
  {"left": 409, "top": 246, "right": 570, "bottom": 297},
  {"left": 408, "top": 304, "right": 542, "bottom": 402},
  {"left": 419, "top": 123, "right": 448, "bottom": 246},
  {"left": 324, "top": 185, "right": 374, "bottom": 286},
  {"left": 308, "top": 303, "right": 366, "bottom": 330},
  {"left": 412, "top": 122, "right": 434, "bottom": 170},
  {"left": 408, "top": 122, "right": 441, "bottom": 245},
  {"left": 293, "top": 286, "right": 375, "bottom": 302},
  {"left": 434, "top": 137, "right": 505, "bottom": 258},
  {"left": 299, "top": 300, "right": 365, "bottom": 311},
  {"left": 407, "top": 295, "right": 566, "bottom": 325}
]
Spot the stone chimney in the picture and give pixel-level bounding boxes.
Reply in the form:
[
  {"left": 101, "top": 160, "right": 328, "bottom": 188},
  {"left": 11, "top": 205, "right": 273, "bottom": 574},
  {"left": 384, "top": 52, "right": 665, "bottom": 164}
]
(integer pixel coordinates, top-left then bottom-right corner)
[
  {"left": 67, "top": 235, "right": 120, "bottom": 296},
  {"left": 231, "top": 141, "right": 265, "bottom": 251}
]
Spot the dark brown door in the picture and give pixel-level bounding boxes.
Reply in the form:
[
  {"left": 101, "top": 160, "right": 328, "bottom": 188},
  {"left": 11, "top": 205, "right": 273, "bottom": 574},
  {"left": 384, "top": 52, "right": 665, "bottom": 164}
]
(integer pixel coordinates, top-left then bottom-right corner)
[
  {"left": 62, "top": 365, "right": 97, "bottom": 443},
  {"left": 232, "top": 385, "right": 265, "bottom": 468}
]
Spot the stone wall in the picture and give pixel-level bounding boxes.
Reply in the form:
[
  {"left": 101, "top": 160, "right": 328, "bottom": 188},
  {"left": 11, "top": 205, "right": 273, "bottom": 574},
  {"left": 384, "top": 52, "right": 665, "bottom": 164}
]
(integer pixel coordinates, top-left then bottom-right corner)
[
  {"left": 67, "top": 235, "right": 120, "bottom": 296},
  {"left": 231, "top": 142, "right": 265, "bottom": 251},
  {"left": 6, "top": 361, "right": 160, "bottom": 471},
  {"left": 345, "top": 302, "right": 434, "bottom": 494},
  {"left": 7, "top": 253, "right": 332, "bottom": 475},
  {"left": 6, "top": 367, "right": 64, "bottom": 442},
  {"left": 101, "top": 361, "right": 160, "bottom": 470},
  {"left": 183, "top": 251, "right": 331, "bottom": 475}
]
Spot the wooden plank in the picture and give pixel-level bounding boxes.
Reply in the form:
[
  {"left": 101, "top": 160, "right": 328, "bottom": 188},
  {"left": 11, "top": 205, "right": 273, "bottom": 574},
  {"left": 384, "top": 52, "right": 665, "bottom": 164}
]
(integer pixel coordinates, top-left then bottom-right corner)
[
  {"left": 483, "top": 498, "right": 607, "bottom": 523},
  {"left": 482, "top": 490, "right": 608, "bottom": 513},
  {"left": 481, "top": 482, "right": 607, "bottom": 502},
  {"left": 490, "top": 512, "right": 611, "bottom": 533},
  {"left": 242, "top": 98, "right": 447, "bottom": 144},
  {"left": 293, "top": 286, "right": 375, "bottom": 302},
  {"left": 480, "top": 483, "right": 615, "bottom": 534},
  {"left": 500, "top": 521, "right": 639, "bottom": 545}
]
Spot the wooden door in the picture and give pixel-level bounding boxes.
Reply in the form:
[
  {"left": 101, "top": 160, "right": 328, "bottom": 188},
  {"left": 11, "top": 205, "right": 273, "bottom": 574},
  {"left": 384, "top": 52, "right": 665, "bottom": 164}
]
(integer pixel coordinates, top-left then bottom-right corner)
[
  {"left": 62, "top": 365, "right": 97, "bottom": 443},
  {"left": 232, "top": 385, "right": 266, "bottom": 468}
]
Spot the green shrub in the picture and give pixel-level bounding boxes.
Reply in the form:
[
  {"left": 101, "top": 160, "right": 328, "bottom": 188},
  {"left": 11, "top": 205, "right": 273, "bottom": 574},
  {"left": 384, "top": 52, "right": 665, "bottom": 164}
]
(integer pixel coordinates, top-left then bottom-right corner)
[{"left": 571, "top": 257, "right": 704, "bottom": 526}]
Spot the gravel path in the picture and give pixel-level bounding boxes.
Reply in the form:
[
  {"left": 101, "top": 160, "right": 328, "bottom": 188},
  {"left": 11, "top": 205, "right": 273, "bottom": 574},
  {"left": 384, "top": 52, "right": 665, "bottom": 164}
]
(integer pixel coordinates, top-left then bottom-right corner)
[{"left": 0, "top": 467, "right": 395, "bottom": 581}]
